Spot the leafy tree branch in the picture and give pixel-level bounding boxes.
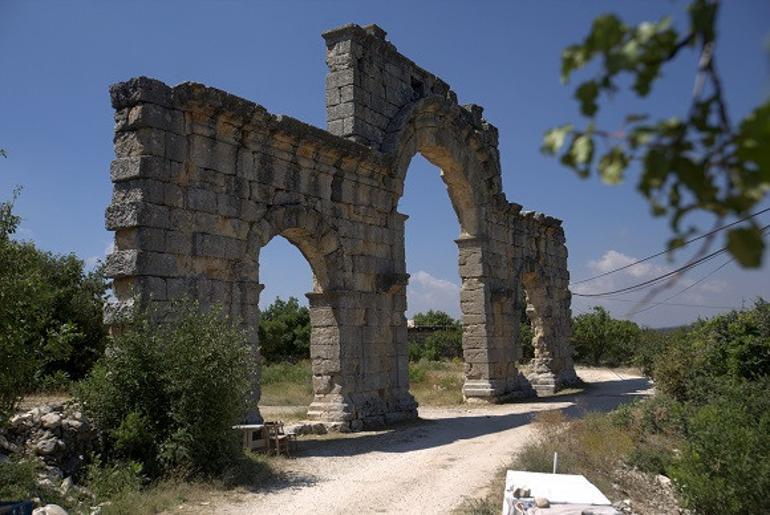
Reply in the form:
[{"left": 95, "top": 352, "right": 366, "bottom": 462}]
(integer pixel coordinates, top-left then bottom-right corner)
[{"left": 543, "top": 0, "right": 770, "bottom": 267}]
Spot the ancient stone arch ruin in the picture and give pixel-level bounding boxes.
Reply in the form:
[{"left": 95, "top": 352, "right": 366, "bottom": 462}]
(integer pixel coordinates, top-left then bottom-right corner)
[{"left": 104, "top": 23, "right": 578, "bottom": 429}]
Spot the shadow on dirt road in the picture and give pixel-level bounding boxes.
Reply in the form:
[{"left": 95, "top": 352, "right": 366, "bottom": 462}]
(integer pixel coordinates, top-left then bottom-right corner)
[{"left": 296, "top": 373, "right": 651, "bottom": 458}]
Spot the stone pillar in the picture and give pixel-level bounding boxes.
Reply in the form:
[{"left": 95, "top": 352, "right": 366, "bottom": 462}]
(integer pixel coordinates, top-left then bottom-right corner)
[
  {"left": 457, "top": 237, "right": 523, "bottom": 402},
  {"left": 521, "top": 223, "right": 579, "bottom": 393},
  {"left": 384, "top": 280, "right": 418, "bottom": 424},
  {"left": 242, "top": 283, "right": 263, "bottom": 424},
  {"left": 525, "top": 274, "right": 579, "bottom": 393},
  {"left": 305, "top": 291, "right": 357, "bottom": 427},
  {"left": 305, "top": 289, "right": 417, "bottom": 430}
]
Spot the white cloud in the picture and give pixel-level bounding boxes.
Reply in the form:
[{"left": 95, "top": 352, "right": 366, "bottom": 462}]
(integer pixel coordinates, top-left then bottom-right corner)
[
  {"left": 407, "top": 270, "right": 461, "bottom": 318},
  {"left": 588, "top": 250, "right": 668, "bottom": 279}
]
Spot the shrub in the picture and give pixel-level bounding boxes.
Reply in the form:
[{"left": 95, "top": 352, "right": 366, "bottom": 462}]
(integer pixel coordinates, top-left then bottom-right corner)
[
  {"left": 425, "top": 329, "right": 463, "bottom": 361},
  {"left": 0, "top": 458, "right": 68, "bottom": 508},
  {"left": 632, "top": 327, "right": 680, "bottom": 376},
  {"left": 84, "top": 457, "right": 145, "bottom": 500},
  {"left": 512, "top": 411, "right": 634, "bottom": 493},
  {"left": 258, "top": 297, "right": 310, "bottom": 363},
  {"left": 651, "top": 299, "right": 770, "bottom": 404},
  {"left": 671, "top": 379, "right": 770, "bottom": 514},
  {"left": 76, "top": 300, "right": 257, "bottom": 478}
]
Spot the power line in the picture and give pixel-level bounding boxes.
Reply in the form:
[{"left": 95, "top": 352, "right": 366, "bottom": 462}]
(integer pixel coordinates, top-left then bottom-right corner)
[
  {"left": 580, "top": 296, "right": 734, "bottom": 310},
  {"left": 572, "top": 246, "right": 728, "bottom": 297},
  {"left": 573, "top": 224, "right": 769, "bottom": 299},
  {"left": 570, "top": 206, "right": 770, "bottom": 286},
  {"left": 626, "top": 256, "right": 735, "bottom": 317}
]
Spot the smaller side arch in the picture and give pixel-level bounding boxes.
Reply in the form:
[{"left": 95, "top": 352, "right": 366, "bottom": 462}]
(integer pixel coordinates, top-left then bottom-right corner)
[
  {"left": 519, "top": 253, "right": 579, "bottom": 394},
  {"left": 248, "top": 205, "right": 352, "bottom": 293}
]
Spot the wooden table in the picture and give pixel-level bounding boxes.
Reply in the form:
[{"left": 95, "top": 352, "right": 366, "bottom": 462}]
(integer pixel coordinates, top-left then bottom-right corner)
[{"left": 232, "top": 424, "right": 266, "bottom": 452}]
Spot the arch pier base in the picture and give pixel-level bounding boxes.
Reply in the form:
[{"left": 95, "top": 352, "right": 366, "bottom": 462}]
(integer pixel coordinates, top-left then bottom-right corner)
[
  {"left": 305, "top": 291, "right": 418, "bottom": 431},
  {"left": 458, "top": 238, "right": 534, "bottom": 403}
]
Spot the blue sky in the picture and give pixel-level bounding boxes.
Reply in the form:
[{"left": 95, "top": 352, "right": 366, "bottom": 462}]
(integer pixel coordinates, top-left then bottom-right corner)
[{"left": 1, "top": 0, "right": 768, "bottom": 327}]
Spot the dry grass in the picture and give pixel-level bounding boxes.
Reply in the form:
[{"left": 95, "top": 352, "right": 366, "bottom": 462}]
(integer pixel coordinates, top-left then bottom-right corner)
[
  {"left": 17, "top": 392, "right": 71, "bottom": 410},
  {"left": 455, "top": 410, "right": 639, "bottom": 514},
  {"left": 259, "top": 360, "right": 313, "bottom": 407},
  {"left": 259, "top": 405, "right": 308, "bottom": 423},
  {"left": 259, "top": 359, "right": 468, "bottom": 408},
  {"left": 102, "top": 451, "right": 274, "bottom": 515},
  {"left": 409, "top": 359, "right": 465, "bottom": 406}
]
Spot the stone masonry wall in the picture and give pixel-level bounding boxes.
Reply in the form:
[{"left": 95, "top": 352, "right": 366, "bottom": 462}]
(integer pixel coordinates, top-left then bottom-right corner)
[{"left": 104, "top": 23, "right": 578, "bottom": 430}]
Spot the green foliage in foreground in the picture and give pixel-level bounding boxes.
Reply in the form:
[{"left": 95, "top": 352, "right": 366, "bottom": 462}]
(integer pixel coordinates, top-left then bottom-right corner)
[
  {"left": 645, "top": 300, "right": 770, "bottom": 513},
  {"left": 0, "top": 458, "right": 68, "bottom": 506},
  {"left": 462, "top": 301, "right": 770, "bottom": 515},
  {"left": 1, "top": 190, "right": 108, "bottom": 417},
  {"left": 670, "top": 379, "right": 770, "bottom": 514},
  {"left": 258, "top": 296, "right": 310, "bottom": 363},
  {"left": 544, "top": 0, "right": 770, "bottom": 267},
  {"left": 76, "top": 300, "right": 257, "bottom": 479},
  {"left": 652, "top": 299, "right": 770, "bottom": 403}
]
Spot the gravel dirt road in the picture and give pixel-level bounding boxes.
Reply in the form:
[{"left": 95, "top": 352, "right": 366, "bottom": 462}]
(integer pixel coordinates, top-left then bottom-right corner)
[{"left": 209, "top": 368, "right": 651, "bottom": 515}]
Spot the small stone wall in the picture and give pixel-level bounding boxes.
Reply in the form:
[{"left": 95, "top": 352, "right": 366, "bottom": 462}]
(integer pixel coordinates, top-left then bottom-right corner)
[{"left": 1, "top": 403, "right": 96, "bottom": 481}]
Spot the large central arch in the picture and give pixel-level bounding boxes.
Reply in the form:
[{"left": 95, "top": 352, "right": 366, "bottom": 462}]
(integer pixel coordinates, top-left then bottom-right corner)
[
  {"left": 381, "top": 96, "right": 525, "bottom": 402},
  {"left": 104, "top": 23, "right": 578, "bottom": 430}
]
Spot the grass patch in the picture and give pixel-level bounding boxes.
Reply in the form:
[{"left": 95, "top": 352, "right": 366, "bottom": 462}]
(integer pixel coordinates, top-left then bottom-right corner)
[
  {"left": 260, "top": 360, "right": 313, "bottom": 406},
  {"left": 101, "top": 450, "right": 273, "bottom": 514},
  {"left": 0, "top": 450, "right": 274, "bottom": 515},
  {"left": 409, "top": 359, "right": 465, "bottom": 406},
  {"left": 259, "top": 359, "right": 467, "bottom": 408}
]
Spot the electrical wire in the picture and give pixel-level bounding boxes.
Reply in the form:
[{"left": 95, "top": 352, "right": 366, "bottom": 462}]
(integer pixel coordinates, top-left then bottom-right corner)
[
  {"left": 582, "top": 297, "right": 734, "bottom": 310},
  {"left": 572, "top": 246, "right": 728, "bottom": 297},
  {"left": 626, "top": 256, "right": 736, "bottom": 317},
  {"left": 570, "top": 207, "right": 770, "bottom": 286},
  {"left": 573, "top": 224, "right": 769, "bottom": 298}
]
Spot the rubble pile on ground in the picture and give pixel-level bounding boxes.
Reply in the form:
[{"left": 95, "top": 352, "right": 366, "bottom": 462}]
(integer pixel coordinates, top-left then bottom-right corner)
[{"left": 1, "top": 402, "right": 97, "bottom": 490}]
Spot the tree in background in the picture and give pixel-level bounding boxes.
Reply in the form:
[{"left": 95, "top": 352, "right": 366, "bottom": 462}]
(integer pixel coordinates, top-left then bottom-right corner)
[
  {"left": 258, "top": 297, "right": 311, "bottom": 363},
  {"left": 408, "top": 310, "right": 462, "bottom": 361},
  {"left": 1, "top": 190, "right": 109, "bottom": 415},
  {"left": 572, "top": 306, "right": 642, "bottom": 366},
  {"left": 543, "top": 0, "right": 770, "bottom": 267},
  {"left": 412, "top": 309, "right": 460, "bottom": 328}
]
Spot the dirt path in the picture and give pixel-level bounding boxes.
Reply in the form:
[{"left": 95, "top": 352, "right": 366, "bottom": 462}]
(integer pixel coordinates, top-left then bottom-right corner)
[{"left": 210, "top": 368, "right": 651, "bottom": 515}]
